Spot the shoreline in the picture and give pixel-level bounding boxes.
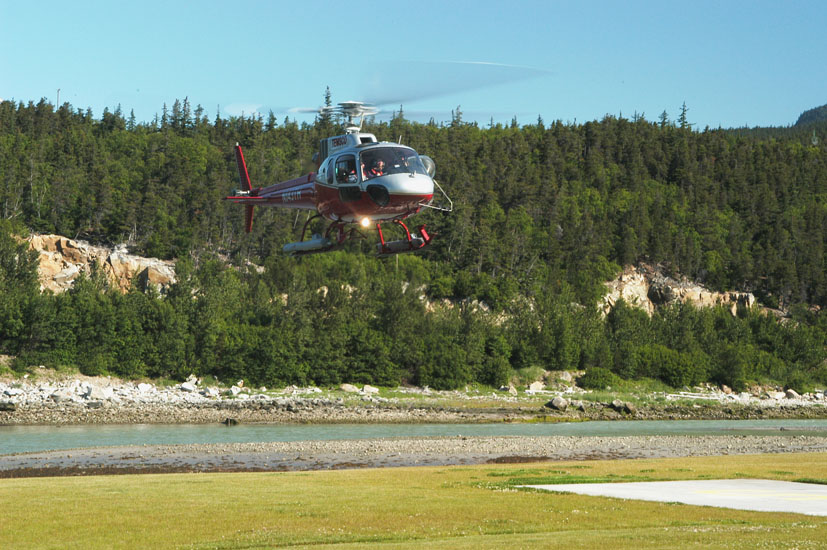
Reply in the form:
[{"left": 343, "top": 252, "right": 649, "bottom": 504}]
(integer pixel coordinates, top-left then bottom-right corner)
[
  {"left": 2, "top": 375, "right": 826, "bottom": 426},
  {"left": 4, "top": 374, "right": 826, "bottom": 478}
]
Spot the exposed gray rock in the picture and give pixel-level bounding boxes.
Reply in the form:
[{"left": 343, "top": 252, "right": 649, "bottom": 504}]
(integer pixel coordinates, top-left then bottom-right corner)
[
  {"left": 200, "top": 387, "right": 219, "bottom": 398},
  {"left": 602, "top": 264, "right": 756, "bottom": 317},
  {"left": 87, "top": 385, "right": 113, "bottom": 400},
  {"left": 0, "top": 401, "right": 16, "bottom": 411},
  {"left": 50, "top": 389, "right": 76, "bottom": 403},
  {"left": 340, "top": 384, "right": 360, "bottom": 393},
  {"left": 28, "top": 234, "right": 175, "bottom": 294},
  {"left": 786, "top": 389, "right": 801, "bottom": 399},
  {"left": 545, "top": 396, "right": 569, "bottom": 411}
]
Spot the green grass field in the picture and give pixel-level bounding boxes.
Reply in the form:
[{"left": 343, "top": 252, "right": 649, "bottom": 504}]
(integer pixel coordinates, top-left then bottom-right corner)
[{"left": 2, "top": 453, "right": 826, "bottom": 549}]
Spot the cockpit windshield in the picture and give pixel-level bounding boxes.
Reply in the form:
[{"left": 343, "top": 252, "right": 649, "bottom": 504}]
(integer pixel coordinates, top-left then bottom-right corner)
[{"left": 360, "top": 147, "right": 428, "bottom": 180}]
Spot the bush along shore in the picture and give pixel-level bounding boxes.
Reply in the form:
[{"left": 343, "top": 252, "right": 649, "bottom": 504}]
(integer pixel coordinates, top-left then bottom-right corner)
[{"left": 1, "top": 371, "right": 825, "bottom": 425}]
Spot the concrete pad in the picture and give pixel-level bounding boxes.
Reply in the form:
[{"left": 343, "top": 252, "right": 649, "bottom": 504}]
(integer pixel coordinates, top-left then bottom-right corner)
[{"left": 525, "top": 479, "right": 827, "bottom": 516}]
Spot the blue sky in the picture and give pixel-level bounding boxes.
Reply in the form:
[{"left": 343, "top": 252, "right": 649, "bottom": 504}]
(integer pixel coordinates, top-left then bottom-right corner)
[{"left": 1, "top": 0, "right": 825, "bottom": 128}]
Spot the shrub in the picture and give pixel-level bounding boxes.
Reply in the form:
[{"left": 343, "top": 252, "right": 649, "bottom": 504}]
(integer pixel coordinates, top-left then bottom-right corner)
[
  {"left": 711, "top": 344, "right": 748, "bottom": 392},
  {"left": 415, "top": 334, "right": 470, "bottom": 390},
  {"left": 480, "top": 355, "right": 512, "bottom": 388},
  {"left": 578, "top": 367, "right": 619, "bottom": 390},
  {"left": 784, "top": 371, "right": 814, "bottom": 395},
  {"left": 634, "top": 344, "right": 709, "bottom": 388},
  {"left": 513, "top": 366, "right": 546, "bottom": 387}
]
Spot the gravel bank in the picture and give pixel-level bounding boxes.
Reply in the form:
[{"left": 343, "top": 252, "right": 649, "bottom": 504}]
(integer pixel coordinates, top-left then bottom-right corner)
[{"left": 2, "top": 435, "right": 825, "bottom": 478}]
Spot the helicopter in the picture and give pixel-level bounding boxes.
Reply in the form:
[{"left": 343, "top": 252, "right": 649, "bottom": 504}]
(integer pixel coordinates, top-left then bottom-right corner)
[{"left": 224, "top": 101, "right": 452, "bottom": 256}]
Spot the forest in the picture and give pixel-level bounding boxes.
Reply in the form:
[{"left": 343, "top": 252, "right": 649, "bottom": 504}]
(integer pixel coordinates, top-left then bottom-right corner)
[{"left": 0, "top": 97, "right": 825, "bottom": 392}]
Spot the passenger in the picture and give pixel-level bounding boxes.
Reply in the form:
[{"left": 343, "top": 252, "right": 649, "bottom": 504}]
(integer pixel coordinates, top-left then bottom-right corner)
[{"left": 368, "top": 159, "right": 386, "bottom": 178}]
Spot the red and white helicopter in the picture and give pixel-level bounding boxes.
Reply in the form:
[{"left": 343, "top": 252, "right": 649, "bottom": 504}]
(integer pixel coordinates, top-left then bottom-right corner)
[{"left": 225, "top": 101, "right": 452, "bottom": 256}]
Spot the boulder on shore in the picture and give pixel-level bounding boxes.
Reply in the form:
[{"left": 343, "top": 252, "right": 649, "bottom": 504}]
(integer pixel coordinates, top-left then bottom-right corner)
[{"left": 545, "top": 396, "right": 569, "bottom": 411}]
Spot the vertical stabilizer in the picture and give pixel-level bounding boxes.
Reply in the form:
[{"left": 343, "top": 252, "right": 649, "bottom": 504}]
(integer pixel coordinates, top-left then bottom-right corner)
[
  {"left": 235, "top": 143, "right": 252, "bottom": 192},
  {"left": 235, "top": 143, "right": 255, "bottom": 232},
  {"left": 245, "top": 205, "right": 254, "bottom": 233}
]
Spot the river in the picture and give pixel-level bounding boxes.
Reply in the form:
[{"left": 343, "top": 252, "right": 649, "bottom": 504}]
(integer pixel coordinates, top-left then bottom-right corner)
[{"left": 2, "top": 419, "right": 827, "bottom": 455}]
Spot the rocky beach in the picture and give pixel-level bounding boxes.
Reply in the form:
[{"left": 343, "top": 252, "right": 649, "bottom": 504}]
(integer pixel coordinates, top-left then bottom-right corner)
[{"left": 1, "top": 371, "right": 826, "bottom": 426}]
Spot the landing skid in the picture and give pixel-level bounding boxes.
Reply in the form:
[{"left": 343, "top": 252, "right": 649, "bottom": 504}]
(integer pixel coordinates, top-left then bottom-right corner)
[
  {"left": 283, "top": 215, "right": 359, "bottom": 256},
  {"left": 375, "top": 220, "right": 431, "bottom": 256},
  {"left": 283, "top": 216, "right": 431, "bottom": 257}
]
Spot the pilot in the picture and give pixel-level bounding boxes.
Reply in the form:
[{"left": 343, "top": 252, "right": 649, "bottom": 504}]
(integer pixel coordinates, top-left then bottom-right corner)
[{"left": 368, "top": 159, "right": 385, "bottom": 178}]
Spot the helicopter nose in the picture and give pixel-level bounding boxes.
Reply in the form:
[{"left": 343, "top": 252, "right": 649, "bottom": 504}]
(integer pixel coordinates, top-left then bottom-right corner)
[{"left": 367, "top": 173, "right": 434, "bottom": 205}]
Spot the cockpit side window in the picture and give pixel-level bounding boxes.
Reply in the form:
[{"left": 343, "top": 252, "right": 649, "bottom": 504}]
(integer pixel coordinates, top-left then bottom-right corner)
[
  {"left": 318, "top": 158, "right": 334, "bottom": 184},
  {"left": 334, "top": 155, "right": 358, "bottom": 184}
]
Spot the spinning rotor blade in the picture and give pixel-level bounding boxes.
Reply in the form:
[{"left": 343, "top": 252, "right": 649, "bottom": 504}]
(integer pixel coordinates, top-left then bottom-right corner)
[
  {"left": 288, "top": 106, "right": 327, "bottom": 114},
  {"left": 360, "top": 61, "right": 551, "bottom": 107},
  {"left": 233, "top": 61, "right": 551, "bottom": 121}
]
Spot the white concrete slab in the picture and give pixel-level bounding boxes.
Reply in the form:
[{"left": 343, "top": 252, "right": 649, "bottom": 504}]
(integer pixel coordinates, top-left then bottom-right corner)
[{"left": 525, "top": 479, "right": 827, "bottom": 516}]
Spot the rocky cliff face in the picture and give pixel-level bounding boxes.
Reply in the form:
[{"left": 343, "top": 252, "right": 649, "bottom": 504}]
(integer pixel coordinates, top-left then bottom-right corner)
[
  {"left": 28, "top": 234, "right": 176, "bottom": 294},
  {"left": 601, "top": 264, "right": 755, "bottom": 316},
  {"left": 26, "top": 235, "right": 754, "bottom": 317}
]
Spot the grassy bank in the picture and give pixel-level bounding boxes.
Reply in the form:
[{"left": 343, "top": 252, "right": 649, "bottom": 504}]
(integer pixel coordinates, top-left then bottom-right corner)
[{"left": 2, "top": 453, "right": 825, "bottom": 549}]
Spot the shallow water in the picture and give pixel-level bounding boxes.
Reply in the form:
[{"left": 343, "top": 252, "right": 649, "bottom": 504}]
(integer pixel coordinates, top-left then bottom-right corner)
[{"left": 2, "top": 419, "right": 827, "bottom": 455}]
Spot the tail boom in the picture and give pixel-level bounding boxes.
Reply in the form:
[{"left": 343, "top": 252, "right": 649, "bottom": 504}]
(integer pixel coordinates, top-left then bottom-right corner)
[{"left": 225, "top": 144, "right": 317, "bottom": 233}]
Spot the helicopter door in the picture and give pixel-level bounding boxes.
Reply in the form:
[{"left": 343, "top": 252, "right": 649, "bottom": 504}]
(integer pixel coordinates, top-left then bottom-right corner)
[{"left": 335, "top": 155, "right": 361, "bottom": 202}]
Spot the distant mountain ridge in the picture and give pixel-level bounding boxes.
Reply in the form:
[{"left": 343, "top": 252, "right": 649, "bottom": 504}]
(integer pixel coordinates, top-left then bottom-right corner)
[{"left": 795, "top": 103, "right": 827, "bottom": 126}]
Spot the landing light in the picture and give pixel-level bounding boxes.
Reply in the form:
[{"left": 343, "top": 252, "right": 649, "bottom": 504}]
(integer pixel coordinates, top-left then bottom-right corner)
[{"left": 360, "top": 217, "right": 371, "bottom": 228}]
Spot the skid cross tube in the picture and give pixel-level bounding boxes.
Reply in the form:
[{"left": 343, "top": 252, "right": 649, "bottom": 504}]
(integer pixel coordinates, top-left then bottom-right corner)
[
  {"left": 299, "top": 213, "right": 323, "bottom": 242},
  {"left": 375, "top": 220, "right": 432, "bottom": 256}
]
